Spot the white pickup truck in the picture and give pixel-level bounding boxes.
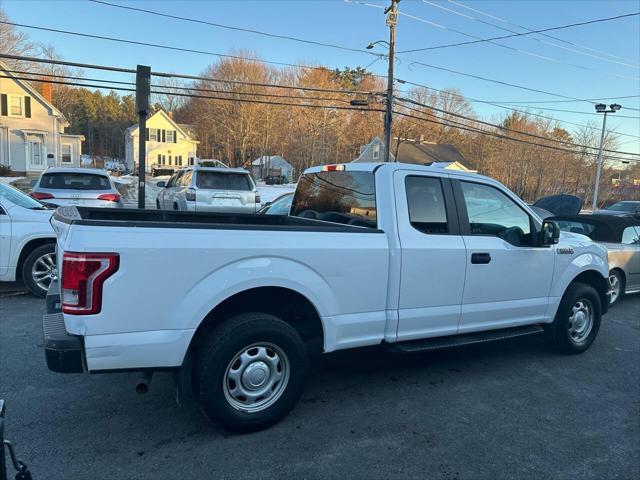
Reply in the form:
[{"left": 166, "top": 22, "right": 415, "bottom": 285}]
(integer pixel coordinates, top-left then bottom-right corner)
[{"left": 44, "top": 162, "right": 610, "bottom": 433}]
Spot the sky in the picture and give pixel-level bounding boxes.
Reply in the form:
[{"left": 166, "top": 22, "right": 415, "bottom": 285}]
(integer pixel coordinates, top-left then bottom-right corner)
[{"left": 3, "top": 0, "right": 640, "bottom": 158}]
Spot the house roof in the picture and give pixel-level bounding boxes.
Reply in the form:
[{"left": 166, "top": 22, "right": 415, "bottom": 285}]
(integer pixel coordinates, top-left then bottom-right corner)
[
  {"left": 0, "top": 60, "right": 67, "bottom": 125},
  {"left": 126, "top": 109, "right": 196, "bottom": 141},
  {"left": 396, "top": 141, "right": 471, "bottom": 168},
  {"left": 352, "top": 136, "right": 395, "bottom": 162}
]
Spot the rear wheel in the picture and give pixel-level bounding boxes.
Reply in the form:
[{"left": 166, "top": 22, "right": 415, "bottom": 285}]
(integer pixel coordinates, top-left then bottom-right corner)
[
  {"left": 608, "top": 270, "right": 624, "bottom": 306},
  {"left": 545, "top": 282, "right": 601, "bottom": 354},
  {"left": 194, "top": 312, "right": 309, "bottom": 433},
  {"left": 22, "top": 243, "right": 57, "bottom": 297}
]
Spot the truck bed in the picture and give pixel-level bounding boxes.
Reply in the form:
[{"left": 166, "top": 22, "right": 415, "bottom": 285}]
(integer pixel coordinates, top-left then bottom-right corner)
[{"left": 53, "top": 207, "right": 382, "bottom": 233}]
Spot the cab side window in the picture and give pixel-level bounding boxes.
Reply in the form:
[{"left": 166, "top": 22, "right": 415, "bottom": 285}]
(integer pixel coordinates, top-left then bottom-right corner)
[
  {"left": 166, "top": 174, "right": 178, "bottom": 188},
  {"left": 622, "top": 226, "right": 640, "bottom": 245},
  {"left": 461, "top": 181, "right": 532, "bottom": 246},
  {"left": 405, "top": 176, "right": 449, "bottom": 234},
  {"left": 181, "top": 171, "right": 193, "bottom": 187}
]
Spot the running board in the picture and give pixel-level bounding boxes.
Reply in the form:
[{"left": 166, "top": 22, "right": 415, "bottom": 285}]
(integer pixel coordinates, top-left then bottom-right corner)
[{"left": 388, "top": 325, "right": 545, "bottom": 354}]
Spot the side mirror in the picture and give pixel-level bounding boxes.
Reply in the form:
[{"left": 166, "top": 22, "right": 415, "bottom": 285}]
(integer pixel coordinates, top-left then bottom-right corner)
[
  {"left": 541, "top": 220, "right": 560, "bottom": 246},
  {"left": 156, "top": 181, "right": 166, "bottom": 188}
]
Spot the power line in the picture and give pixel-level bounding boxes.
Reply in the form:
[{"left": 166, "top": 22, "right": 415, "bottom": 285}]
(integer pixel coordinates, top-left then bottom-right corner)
[
  {"left": 480, "top": 95, "right": 640, "bottom": 105},
  {"left": 394, "top": 109, "right": 640, "bottom": 163},
  {"left": 0, "top": 20, "right": 385, "bottom": 76},
  {"left": 394, "top": 96, "right": 640, "bottom": 156},
  {"left": 447, "top": 0, "right": 640, "bottom": 66},
  {"left": 403, "top": 60, "right": 640, "bottom": 118},
  {"left": 0, "top": 53, "right": 375, "bottom": 95},
  {"left": 397, "top": 11, "right": 640, "bottom": 54},
  {"left": 422, "top": 0, "right": 640, "bottom": 70},
  {"left": 352, "top": 1, "right": 640, "bottom": 80},
  {"left": 397, "top": 78, "right": 640, "bottom": 140},
  {"left": 495, "top": 103, "right": 640, "bottom": 119},
  {"left": 89, "top": 0, "right": 374, "bottom": 55}
]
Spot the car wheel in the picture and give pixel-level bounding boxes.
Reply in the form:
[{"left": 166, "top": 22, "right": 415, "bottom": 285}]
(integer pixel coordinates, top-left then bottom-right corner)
[
  {"left": 22, "top": 243, "right": 57, "bottom": 298},
  {"left": 608, "top": 270, "right": 624, "bottom": 306},
  {"left": 544, "top": 282, "right": 601, "bottom": 355},
  {"left": 194, "top": 312, "right": 309, "bottom": 433}
]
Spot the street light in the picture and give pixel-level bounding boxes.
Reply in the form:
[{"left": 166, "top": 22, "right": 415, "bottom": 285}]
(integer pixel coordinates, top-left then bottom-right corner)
[
  {"left": 366, "top": 40, "right": 391, "bottom": 50},
  {"left": 592, "top": 103, "right": 623, "bottom": 211}
]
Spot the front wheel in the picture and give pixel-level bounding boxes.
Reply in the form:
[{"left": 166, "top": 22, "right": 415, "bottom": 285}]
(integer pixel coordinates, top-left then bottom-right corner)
[
  {"left": 608, "top": 270, "right": 624, "bottom": 306},
  {"left": 194, "top": 313, "right": 309, "bottom": 433},
  {"left": 545, "top": 282, "right": 601, "bottom": 354},
  {"left": 22, "top": 243, "right": 57, "bottom": 297}
]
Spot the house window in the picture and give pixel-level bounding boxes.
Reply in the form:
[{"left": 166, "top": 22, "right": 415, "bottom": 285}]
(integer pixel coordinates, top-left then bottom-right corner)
[
  {"left": 149, "top": 128, "right": 158, "bottom": 142},
  {"left": 189, "top": 157, "right": 195, "bottom": 166},
  {"left": 166, "top": 130, "right": 175, "bottom": 143},
  {"left": 9, "top": 96, "right": 23, "bottom": 117},
  {"left": 176, "top": 155, "right": 182, "bottom": 166},
  {"left": 61, "top": 144, "right": 72, "bottom": 163},
  {"left": 372, "top": 144, "right": 380, "bottom": 160},
  {"left": 157, "top": 154, "right": 162, "bottom": 165}
]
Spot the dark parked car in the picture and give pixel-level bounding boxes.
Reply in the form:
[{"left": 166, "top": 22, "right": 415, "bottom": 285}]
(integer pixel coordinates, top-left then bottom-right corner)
[
  {"left": 595, "top": 200, "right": 640, "bottom": 217},
  {"left": 552, "top": 214, "right": 640, "bottom": 305}
]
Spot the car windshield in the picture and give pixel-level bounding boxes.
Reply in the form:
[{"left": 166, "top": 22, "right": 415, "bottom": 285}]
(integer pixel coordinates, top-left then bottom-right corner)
[
  {"left": 0, "top": 183, "right": 45, "bottom": 209},
  {"left": 39, "top": 172, "right": 111, "bottom": 190},
  {"left": 606, "top": 202, "right": 638, "bottom": 212},
  {"left": 265, "top": 193, "right": 294, "bottom": 215},
  {"left": 196, "top": 171, "right": 253, "bottom": 190}
]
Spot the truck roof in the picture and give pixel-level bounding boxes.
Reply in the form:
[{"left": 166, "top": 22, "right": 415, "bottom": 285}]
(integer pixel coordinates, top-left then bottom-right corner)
[
  {"left": 43, "top": 167, "right": 109, "bottom": 176},
  {"left": 304, "top": 162, "right": 490, "bottom": 181}
]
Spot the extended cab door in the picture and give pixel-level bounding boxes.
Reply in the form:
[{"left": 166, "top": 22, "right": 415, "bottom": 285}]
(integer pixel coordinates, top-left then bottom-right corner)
[
  {"left": 394, "top": 171, "right": 467, "bottom": 340},
  {"left": 452, "top": 179, "right": 554, "bottom": 333}
]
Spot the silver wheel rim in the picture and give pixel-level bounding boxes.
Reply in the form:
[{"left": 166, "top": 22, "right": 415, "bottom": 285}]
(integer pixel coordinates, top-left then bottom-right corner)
[
  {"left": 609, "top": 274, "right": 620, "bottom": 304},
  {"left": 31, "top": 252, "right": 57, "bottom": 292},
  {"left": 568, "top": 299, "right": 594, "bottom": 343},
  {"left": 223, "top": 342, "right": 290, "bottom": 413}
]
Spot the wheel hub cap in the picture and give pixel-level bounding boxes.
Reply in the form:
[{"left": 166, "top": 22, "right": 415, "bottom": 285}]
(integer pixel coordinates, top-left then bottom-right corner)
[
  {"left": 223, "top": 343, "right": 290, "bottom": 413},
  {"left": 32, "top": 253, "right": 57, "bottom": 291},
  {"left": 568, "top": 299, "right": 594, "bottom": 342}
]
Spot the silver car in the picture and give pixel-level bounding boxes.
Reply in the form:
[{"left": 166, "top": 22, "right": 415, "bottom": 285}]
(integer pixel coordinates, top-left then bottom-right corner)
[
  {"left": 156, "top": 166, "right": 260, "bottom": 213},
  {"left": 31, "top": 167, "right": 123, "bottom": 208},
  {"left": 554, "top": 214, "right": 640, "bottom": 305}
]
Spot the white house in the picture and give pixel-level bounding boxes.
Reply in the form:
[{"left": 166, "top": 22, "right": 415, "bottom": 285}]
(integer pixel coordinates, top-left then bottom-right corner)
[
  {"left": 124, "top": 109, "right": 198, "bottom": 173},
  {"left": 0, "top": 61, "right": 84, "bottom": 174},
  {"left": 352, "top": 136, "right": 395, "bottom": 163},
  {"left": 250, "top": 155, "right": 294, "bottom": 182}
]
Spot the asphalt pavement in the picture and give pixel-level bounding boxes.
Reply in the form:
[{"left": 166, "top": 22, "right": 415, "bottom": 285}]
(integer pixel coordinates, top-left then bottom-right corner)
[{"left": 0, "top": 292, "right": 638, "bottom": 479}]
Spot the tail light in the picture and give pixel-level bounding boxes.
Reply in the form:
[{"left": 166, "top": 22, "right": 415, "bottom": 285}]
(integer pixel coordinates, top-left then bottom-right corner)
[
  {"left": 61, "top": 252, "right": 119, "bottom": 315},
  {"left": 255, "top": 193, "right": 261, "bottom": 204},
  {"left": 321, "top": 165, "right": 345, "bottom": 172},
  {"left": 185, "top": 188, "right": 196, "bottom": 201},
  {"left": 97, "top": 193, "right": 121, "bottom": 202},
  {"left": 30, "top": 192, "right": 55, "bottom": 200}
]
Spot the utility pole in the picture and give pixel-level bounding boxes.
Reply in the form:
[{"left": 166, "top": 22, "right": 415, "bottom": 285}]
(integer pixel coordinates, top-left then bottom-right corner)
[
  {"left": 136, "top": 65, "right": 151, "bottom": 209},
  {"left": 383, "top": 0, "right": 399, "bottom": 163},
  {"left": 592, "top": 103, "right": 621, "bottom": 212}
]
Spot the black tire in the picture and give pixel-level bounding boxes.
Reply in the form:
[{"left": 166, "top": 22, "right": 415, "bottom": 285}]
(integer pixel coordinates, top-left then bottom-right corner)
[
  {"left": 608, "top": 270, "right": 624, "bottom": 306},
  {"left": 194, "top": 312, "right": 309, "bottom": 433},
  {"left": 21, "top": 243, "right": 56, "bottom": 298},
  {"left": 545, "top": 282, "right": 601, "bottom": 354}
]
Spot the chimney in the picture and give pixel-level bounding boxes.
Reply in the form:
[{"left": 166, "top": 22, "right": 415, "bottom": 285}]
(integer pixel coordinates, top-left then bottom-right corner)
[
  {"left": 39, "top": 78, "right": 53, "bottom": 103},
  {"left": 167, "top": 111, "right": 174, "bottom": 119}
]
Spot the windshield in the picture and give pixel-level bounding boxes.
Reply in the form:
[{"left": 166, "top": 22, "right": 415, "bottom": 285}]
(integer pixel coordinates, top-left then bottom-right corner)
[
  {"left": 196, "top": 171, "right": 253, "bottom": 190},
  {"left": 39, "top": 172, "right": 111, "bottom": 191},
  {"left": 264, "top": 193, "right": 293, "bottom": 215},
  {"left": 0, "top": 183, "right": 44, "bottom": 209},
  {"left": 606, "top": 202, "right": 638, "bottom": 212}
]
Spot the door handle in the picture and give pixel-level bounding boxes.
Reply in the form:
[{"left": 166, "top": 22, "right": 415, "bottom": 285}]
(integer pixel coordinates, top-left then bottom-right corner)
[{"left": 471, "top": 253, "right": 491, "bottom": 264}]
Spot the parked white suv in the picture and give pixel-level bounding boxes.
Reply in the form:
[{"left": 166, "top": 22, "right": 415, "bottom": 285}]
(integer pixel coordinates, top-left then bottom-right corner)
[
  {"left": 45, "top": 162, "right": 610, "bottom": 433},
  {"left": 0, "top": 183, "right": 56, "bottom": 297},
  {"left": 156, "top": 166, "right": 260, "bottom": 213}
]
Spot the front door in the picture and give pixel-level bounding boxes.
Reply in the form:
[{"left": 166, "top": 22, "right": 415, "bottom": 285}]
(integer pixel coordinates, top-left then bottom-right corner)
[
  {"left": 454, "top": 179, "right": 555, "bottom": 333},
  {"left": 0, "top": 202, "right": 11, "bottom": 277},
  {"left": 27, "top": 140, "right": 44, "bottom": 171},
  {"left": 394, "top": 171, "right": 467, "bottom": 341}
]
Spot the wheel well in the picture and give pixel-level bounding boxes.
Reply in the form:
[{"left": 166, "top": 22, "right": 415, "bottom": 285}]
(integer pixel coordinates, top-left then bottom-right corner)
[
  {"left": 570, "top": 270, "right": 609, "bottom": 313},
  {"left": 187, "top": 287, "right": 324, "bottom": 357},
  {"left": 16, "top": 238, "right": 56, "bottom": 281}
]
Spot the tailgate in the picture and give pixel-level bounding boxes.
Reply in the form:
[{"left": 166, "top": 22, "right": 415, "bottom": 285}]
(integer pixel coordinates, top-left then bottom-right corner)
[{"left": 197, "top": 190, "right": 255, "bottom": 211}]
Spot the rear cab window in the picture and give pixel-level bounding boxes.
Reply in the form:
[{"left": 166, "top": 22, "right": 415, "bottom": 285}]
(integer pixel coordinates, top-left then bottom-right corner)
[
  {"left": 405, "top": 176, "right": 449, "bottom": 234},
  {"left": 196, "top": 171, "right": 253, "bottom": 191},
  {"left": 291, "top": 170, "right": 377, "bottom": 228},
  {"left": 39, "top": 173, "right": 111, "bottom": 190}
]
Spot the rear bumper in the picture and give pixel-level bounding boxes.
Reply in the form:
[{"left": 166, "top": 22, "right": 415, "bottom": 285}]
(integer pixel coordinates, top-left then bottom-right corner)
[{"left": 42, "top": 281, "right": 85, "bottom": 373}]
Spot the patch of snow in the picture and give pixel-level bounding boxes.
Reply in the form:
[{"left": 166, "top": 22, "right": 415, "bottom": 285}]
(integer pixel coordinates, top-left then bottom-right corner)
[
  {"left": 0, "top": 176, "right": 25, "bottom": 186},
  {"left": 256, "top": 182, "right": 296, "bottom": 204}
]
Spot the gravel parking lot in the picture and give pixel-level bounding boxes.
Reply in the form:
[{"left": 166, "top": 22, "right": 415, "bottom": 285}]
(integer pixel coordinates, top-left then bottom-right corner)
[{"left": 1, "top": 291, "right": 638, "bottom": 480}]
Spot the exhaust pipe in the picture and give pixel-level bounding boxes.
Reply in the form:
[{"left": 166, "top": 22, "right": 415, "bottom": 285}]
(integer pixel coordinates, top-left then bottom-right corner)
[{"left": 135, "top": 371, "right": 153, "bottom": 394}]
